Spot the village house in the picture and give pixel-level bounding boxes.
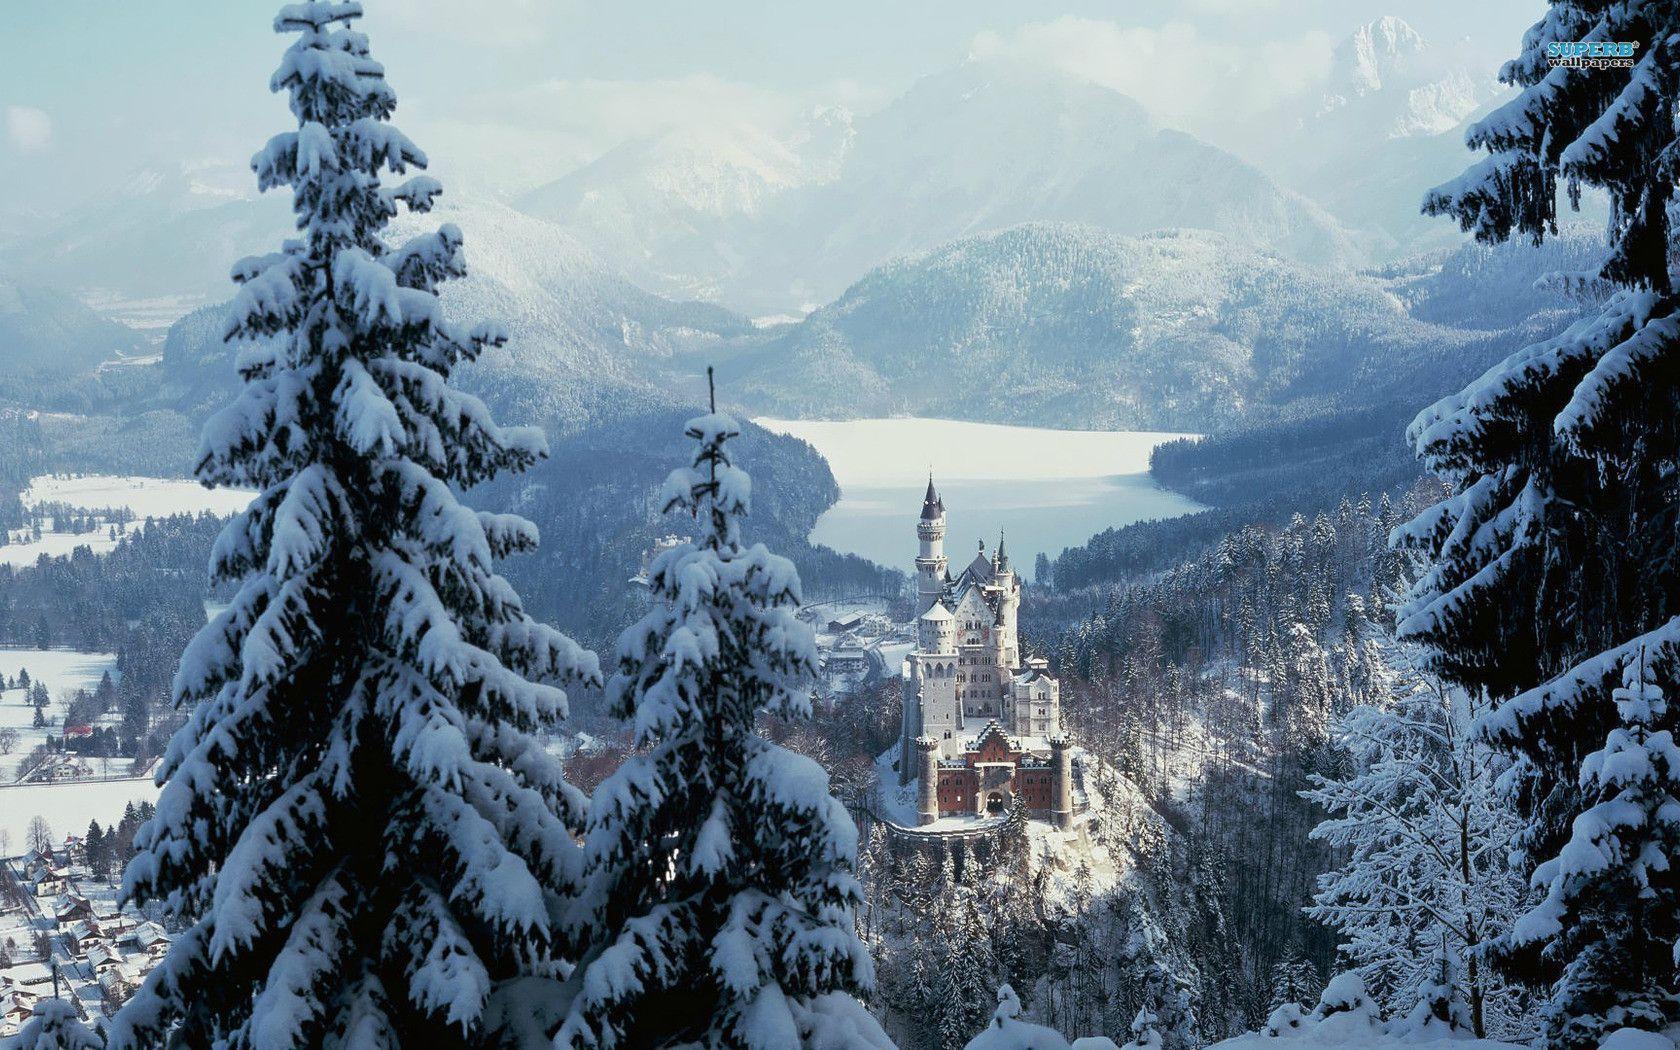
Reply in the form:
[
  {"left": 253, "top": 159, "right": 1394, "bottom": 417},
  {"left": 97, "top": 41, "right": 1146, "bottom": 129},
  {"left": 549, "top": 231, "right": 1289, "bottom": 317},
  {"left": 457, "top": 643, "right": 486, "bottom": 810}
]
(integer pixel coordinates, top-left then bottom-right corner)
[
  {"left": 52, "top": 894, "right": 93, "bottom": 925},
  {"left": 62, "top": 918, "right": 102, "bottom": 954},
  {"left": 2, "top": 989, "right": 39, "bottom": 1036}
]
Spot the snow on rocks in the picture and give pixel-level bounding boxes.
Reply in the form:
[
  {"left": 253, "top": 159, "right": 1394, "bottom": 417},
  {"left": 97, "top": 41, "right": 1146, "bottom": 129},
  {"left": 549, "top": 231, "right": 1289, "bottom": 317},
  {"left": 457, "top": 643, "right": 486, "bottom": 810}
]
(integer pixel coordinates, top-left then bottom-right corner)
[
  {"left": 962, "top": 985, "right": 1121, "bottom": 1050},
  {"left": 1210, "top": 972, "right": 1526, "bottom": 1049}
]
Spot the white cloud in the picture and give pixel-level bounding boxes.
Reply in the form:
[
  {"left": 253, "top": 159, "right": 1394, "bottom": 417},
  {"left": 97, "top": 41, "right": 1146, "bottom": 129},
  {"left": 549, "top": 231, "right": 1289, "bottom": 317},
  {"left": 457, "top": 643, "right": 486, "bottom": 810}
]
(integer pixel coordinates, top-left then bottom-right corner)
[
  {"left": 4, "top": 105, "right": 53, "bottom": 154},
  {"left": 368, "top": 0, "right": 567, "bottom": 50},
  {"left": 969, "top": 17, "right": 1333, "bottom": 136},
  {"left": 422, "top": 73, "right": 843, "bottom": 189},
  {"left": 503, "top": 74, "right": 807, "bottom": 144},
  {"left": 1182, "top": 0, "right": 1284, "bottom": 13}
]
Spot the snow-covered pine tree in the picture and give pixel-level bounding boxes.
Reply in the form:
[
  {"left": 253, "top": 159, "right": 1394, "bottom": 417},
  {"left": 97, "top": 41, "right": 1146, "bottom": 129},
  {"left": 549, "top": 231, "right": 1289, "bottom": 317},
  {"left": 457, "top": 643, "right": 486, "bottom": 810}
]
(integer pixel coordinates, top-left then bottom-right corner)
[
  {"left": 1507, "top": 649, "right": 1680, "bottom": 1046},
  {"left": 109, "top": 3, "right": 599, "bottom": 1046},
  {"left": 557, "top": 399, "right": 886, "bottom": 1048},
  {"left": 1265, "top": 949, "right": 1321, "bottom": 1015},
  {"left": 1122, "top": 1006, "right": 1162, "bottom": 1050},
  {"left": 1401, "top": 1, "right": 1680, "bottom": 1037},
  {"left": 1388, "top": 937, "right": 1476, "bottom": 1041},
  {"left": 1301, "top": 656, "right": 1523, "bottom": 1037},
  {"left": 3, "top": 1001, "right": 101, "bottom": 1050},
  {"left": 3, "top": 1000, "right": 103, "bottom": 1050}
]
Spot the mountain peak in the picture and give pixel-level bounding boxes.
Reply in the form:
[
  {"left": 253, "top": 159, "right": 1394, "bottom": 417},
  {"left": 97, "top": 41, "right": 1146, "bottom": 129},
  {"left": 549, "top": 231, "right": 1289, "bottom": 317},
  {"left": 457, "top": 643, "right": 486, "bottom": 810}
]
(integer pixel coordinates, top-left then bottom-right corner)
[
  {"left": 1334, "top": 16, "right": 1430, "bottom": 98},
  {"left": 1313, "top": 15, "right": 1482, "bottom": 139}
]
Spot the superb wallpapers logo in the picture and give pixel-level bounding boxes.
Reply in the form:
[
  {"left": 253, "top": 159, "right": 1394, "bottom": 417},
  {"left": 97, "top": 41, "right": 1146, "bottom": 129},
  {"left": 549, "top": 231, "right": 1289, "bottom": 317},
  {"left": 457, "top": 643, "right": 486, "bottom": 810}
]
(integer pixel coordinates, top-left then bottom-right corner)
[{"left": 1547, "top": 40, "right": 1639, "bottom": 68}]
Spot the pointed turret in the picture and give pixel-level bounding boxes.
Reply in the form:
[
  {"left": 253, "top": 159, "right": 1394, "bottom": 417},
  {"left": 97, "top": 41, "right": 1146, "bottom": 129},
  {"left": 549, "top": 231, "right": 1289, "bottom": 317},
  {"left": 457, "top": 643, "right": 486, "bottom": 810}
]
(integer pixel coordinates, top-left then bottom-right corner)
[
  {"left": 920, "top": 474, "right": 944, "bottom": 520},
  {"left": 915, "top": 474, "right": 948, "bottom": 612},
  {"left": 995, "top": 530, "right": 1009, "bottom": 573}
]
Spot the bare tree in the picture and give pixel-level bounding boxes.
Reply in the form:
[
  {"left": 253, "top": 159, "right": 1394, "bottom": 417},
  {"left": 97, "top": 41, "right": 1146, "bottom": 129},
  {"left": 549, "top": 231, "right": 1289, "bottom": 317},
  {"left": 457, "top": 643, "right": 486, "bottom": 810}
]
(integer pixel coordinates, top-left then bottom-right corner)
[
  {"left": 26, "top": 815, "right": 53, "bottom": 855},
  {"left": 0, "top": 726, "right": 16, "bottom": 754}
]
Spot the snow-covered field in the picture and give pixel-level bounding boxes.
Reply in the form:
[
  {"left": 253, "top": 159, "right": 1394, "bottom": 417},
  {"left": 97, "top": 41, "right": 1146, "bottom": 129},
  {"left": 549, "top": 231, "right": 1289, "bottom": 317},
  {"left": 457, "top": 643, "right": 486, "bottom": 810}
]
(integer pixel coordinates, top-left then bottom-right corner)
[
  {"left": 0, "top": 648, "right": 121, "bottom": 783},
  {"left": 0, "top": 529, "right": 118, "bottom": 569},
  {"left": 1, "top": 475, "right": 255, "bottom": 568},
  {"left": 21, "top": 475, "right": 254, "bottom": 521},
  {"left": 0, "top": 778, "right": 159, "bottom": 853},
  {"left": 755, "top": 418, "right": 1203, "bottom": 571}
]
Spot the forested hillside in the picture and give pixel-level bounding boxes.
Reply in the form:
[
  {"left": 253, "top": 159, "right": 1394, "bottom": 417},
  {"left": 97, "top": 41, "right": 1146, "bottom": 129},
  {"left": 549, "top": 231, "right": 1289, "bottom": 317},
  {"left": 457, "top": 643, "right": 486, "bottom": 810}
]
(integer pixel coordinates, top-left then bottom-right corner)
[{"left": 716, "top": 223, "right": 1585, "bottom": 432}]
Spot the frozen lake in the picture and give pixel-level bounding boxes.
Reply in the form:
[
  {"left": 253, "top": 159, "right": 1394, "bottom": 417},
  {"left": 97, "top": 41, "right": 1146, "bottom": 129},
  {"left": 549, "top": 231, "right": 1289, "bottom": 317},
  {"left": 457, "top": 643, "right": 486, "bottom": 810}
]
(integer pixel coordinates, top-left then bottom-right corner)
[{"left": 755, "top": 418, "right": 1205, "bottom": 575}]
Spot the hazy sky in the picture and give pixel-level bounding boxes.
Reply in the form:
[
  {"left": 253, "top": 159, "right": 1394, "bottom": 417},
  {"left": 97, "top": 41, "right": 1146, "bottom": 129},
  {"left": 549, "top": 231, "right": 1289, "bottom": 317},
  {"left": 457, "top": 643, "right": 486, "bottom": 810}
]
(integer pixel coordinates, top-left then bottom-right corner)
[{"left": 2, "top": 0, "right": 1544, "bottom": 216}]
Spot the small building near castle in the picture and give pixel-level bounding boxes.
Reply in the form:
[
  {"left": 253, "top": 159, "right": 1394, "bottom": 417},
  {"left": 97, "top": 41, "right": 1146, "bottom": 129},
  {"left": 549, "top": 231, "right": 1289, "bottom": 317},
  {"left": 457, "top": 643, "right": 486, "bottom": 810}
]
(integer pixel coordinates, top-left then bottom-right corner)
[{"left": 897, "top": 477, "right": 1081, "bottom": 827}]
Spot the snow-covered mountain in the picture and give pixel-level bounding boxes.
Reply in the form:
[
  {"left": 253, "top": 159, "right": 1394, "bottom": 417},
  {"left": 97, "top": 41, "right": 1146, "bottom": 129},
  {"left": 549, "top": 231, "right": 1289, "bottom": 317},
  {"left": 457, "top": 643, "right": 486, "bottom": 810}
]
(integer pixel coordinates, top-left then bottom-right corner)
[
  {"left": 519, "top": 119, "right": 833, "bottom": 303},
  {"left": 1317, "top": 16, "right": 1482, "bottom": 138},
  {"left": 0, "top": 165, "right": 291, "bottom": 322},
  {"left": 521, "top": 57, "right": 1367, "bottom": 315},
  {"left": 153, "top": 196, "right": 750, "bottom": 434},
  {"left": 714, "top": 222, "right": 1548, "bottom": 431},
  {"left": 1264, "top": 17, "right": 1499, "bottom": 260}
]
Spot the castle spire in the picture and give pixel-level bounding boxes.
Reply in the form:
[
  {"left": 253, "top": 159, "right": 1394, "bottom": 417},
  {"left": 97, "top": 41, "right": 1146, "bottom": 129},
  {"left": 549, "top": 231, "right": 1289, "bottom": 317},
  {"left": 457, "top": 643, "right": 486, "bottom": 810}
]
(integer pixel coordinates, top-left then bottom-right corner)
[{"left": 921, "top": 473, "right": 944, "bottom": 520}]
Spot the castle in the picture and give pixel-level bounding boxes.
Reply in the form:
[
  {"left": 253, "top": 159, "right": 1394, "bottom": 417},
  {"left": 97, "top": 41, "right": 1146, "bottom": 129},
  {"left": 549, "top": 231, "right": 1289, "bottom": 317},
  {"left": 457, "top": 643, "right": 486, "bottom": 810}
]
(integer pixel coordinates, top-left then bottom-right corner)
[{"left": 897, "top": 478, "right": 1078, "bottom": 828}]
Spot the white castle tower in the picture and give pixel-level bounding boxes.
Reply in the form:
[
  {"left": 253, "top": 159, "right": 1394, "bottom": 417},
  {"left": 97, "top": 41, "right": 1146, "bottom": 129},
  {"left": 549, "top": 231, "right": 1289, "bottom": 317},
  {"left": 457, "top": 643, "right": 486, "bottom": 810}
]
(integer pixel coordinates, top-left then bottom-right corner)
[
  {"left": 915, "top": 475, "right": 947, "bottom": 614},
  {"left": 897, "top": 487, "right": 1066, "bottom": 817}
]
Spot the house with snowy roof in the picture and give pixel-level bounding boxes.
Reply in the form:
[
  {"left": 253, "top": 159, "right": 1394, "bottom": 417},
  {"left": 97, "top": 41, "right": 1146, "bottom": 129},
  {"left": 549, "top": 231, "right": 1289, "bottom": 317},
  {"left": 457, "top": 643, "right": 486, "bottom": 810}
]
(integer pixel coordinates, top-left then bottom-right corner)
[
  {"left": 125, "top": 922, "right": 168, "bottom": 956},
  {"left": 896, "top": 479, "right": 1082, "bottom": 827},
  {"left": 1, "top": 962, "right": 53, "bottom": 991},
  {"left": 52, "top": 894, "right": 92, "bottom": 925},
  {"left": 62, "top": 918, "right": 103, "bottom": 954},
  {"left": 2, "top": 990, "right": 37, "bottom": 1035}
]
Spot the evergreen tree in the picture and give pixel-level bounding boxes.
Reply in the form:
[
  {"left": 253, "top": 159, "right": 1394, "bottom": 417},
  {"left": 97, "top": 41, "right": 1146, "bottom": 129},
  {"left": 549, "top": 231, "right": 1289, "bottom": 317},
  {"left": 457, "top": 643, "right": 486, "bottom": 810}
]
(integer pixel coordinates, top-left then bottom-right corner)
[
  {"left": 1402, "top": 0, "right": 1680, "bottom": 1035},
  {"left": 6, "top": 1000, "right": 103, "bottom": 1050},
  {"left": 1389, "top": 938, "right": 1476, "bottom": 1041},
  {"left": 557, "top": 401, "right": 884, "bottom": 1048},
  {"left": 1508, "top": 650, "right": 1680, "bottom": 1046},
  {"left": 1265, "top": 948, "right": 1320, "bottom": 1014},
  {"left": 1301, "top": 655, "right": 1524, "bottom": 1037},
  {"left": 1123, "top": 1005, "right": 1162, "bottom": 1050},
  {"left": 83, "top": 821, "right": 103, "bottom": 872},
  {"left": 109, "top": 3, "right": 599, "bottom": 1045}
]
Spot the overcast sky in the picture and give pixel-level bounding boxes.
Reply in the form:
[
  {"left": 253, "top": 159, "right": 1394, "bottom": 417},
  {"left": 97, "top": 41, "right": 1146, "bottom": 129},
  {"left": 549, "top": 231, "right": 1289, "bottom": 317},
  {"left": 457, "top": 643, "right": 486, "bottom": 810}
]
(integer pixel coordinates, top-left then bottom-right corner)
[{"left": 2, "top": 0, "right": 1543, "bottom": 216}]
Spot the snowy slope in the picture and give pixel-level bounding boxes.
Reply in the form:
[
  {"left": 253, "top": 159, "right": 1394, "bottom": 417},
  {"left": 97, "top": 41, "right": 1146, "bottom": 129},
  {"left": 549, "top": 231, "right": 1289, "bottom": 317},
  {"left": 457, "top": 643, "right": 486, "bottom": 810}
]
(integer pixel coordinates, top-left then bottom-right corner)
[
  {"left": 154, "top": 196, "right": 752, "bottom": 436},
  {"left": 0, "top": 272, "right": 147, "bottom": 398},
  {"left": 717, "top": 223, "right": 1474, "bottom": 429},
  {"left": 518, "top": 57, "right": 1364, "bottom": 314},
  {"left": 520, "top": 119, "right": 836, "bottom": 299},
  {"left": 0, "top": 165, "right": 291, "bottom": 321}
]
